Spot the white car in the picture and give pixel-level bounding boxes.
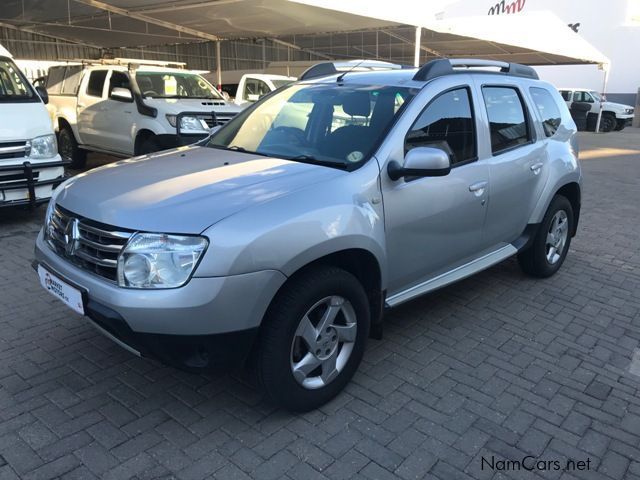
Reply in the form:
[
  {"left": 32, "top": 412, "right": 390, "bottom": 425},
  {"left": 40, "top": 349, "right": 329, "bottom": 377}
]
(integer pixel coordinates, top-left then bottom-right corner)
[
  {"left": 0, "top": 44, "right": 65, "bottom": 208},
  {"left": 234, "top": 73, "right": 296, "bottom": 106},
  {"left": 559, "top": 88, "right": 635, "bottom": 132},
  {"left": 45, "top": 59, "right": 243, "bottom": 168}
]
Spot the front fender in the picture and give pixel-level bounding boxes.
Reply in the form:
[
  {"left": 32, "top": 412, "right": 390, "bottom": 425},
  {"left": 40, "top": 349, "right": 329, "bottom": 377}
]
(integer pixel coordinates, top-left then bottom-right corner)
[{"left": 196, "top": 160, "right": 387, "bottom": 286}]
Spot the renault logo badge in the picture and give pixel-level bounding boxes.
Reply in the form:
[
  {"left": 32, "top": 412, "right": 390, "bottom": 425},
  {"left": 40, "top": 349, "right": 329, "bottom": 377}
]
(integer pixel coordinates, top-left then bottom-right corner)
[{"left": 64, "top": 218, "right": 80, "bottom": 256}]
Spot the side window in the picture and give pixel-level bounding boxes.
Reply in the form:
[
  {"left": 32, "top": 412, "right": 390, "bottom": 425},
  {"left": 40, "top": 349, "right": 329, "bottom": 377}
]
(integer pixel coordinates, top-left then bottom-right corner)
[
  {"left": 529, "top": 87, "right": 562, "bottom": 137},
  {"left": 108, "top": 71, "right": 130, "bottom": 94},
  {"left": 61, "top": 66, "right": 83, "bottom": 95},
  {"left": 482, "top": 86, "right": 530, "bottom": 154},
  {"left": 405, "top": 87, "right": 476, "bottom": 165},
  {"left": 86, "top": 70, "right": 108, "bottom": 97},
  {"left": 559, "top": 90, "right": 571, "bottom": 101},
  {"left": 46, "top": 67, "right": 65, "bottom": 94}
]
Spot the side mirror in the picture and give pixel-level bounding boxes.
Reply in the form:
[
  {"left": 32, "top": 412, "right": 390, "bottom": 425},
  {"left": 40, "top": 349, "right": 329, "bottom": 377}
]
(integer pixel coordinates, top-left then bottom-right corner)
[
  {"left": 110, "top": 87, "right": 133, "bottom": 102},
  {"left": 247, "top": 93, "right": 260, "bottom": 102},
  {"left": 387, "top": 147, "right": 451, "bottom": 181},
  {"left": 35, "top": 85, "right": 48, "bottom": 105}
]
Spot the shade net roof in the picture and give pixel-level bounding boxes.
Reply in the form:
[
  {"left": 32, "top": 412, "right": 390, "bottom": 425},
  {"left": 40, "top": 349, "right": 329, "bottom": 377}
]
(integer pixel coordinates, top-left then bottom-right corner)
[{"left": 0, "top": 0, "right": 609, "bottom": 66}]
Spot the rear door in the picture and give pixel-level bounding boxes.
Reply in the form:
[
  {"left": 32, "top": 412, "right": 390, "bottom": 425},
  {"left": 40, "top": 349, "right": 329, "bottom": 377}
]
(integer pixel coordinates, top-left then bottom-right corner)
[
  {"left": 102, "top": 70, "right": 135, "bottom": 155},
  {"left": 77, "top": 69, "right": 109, "bottom": 148},
  {"left": 474, "top": 81, "right": 549, "bottom": 247}
]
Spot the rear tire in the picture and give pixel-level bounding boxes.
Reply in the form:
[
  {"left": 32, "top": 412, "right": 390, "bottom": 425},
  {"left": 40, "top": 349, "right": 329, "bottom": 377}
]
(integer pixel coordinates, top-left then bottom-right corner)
[
  {"left": 518, "top": 195, "right": 574, "bottom": 278},
  {"left": 257, "top": 266, "right": 370, "bottom": 411},
  {"left": 58, "top": 125, "right": 86, "bottom": 169}
]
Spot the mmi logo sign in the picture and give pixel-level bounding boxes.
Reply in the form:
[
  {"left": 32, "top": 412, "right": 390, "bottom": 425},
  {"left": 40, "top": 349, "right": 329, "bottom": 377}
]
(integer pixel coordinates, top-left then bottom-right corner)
[{"left": 487, "top": 0, "right": 526, "bottom": 15}]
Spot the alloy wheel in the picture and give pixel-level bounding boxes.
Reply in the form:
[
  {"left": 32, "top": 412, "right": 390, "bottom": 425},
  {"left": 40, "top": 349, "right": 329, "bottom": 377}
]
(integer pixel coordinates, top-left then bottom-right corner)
[
  {"left": 290, "top": 295, "right": 357, "bottom": 390},
  {"left": 545, "top": 210, "right": 569, "bottom": 264}
]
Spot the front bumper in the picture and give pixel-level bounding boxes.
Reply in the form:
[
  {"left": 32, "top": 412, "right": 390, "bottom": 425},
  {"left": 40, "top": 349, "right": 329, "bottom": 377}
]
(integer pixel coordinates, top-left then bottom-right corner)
[
  {"left": 35, "top": 230, "right": 287, "bottom": 371},
  {"left": 0, "top": 157, "right": 68, "bottom": 208}
]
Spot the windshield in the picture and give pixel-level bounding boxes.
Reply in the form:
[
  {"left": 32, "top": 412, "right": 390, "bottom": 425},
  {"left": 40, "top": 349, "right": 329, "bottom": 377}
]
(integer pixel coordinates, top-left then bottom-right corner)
[
  {"left": 590, "top": 91, "right": 602, "bottom": 102},
  {"left": 0, "top": 57, "right": 36, "bottom": 103},
  {"left": 208, "top": 83, "right": 414, "bottom": 168},
  {"left": 135, "top": 71, "right": 223, "bottom": 100}
]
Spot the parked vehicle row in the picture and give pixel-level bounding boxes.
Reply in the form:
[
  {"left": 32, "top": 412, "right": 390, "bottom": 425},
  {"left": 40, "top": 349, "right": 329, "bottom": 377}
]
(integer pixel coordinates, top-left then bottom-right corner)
[
  {"left": 0, "top": 44, "right": 66, "bottom": 209},
  {"left": 35, "top": 58, "right": 582, "bottom": 411},
  {"left": 559, "top": 87, "right": 634, "bottom": 132},
  {"left": 44, "top": 59, "right": 244, "bottom": 168}
]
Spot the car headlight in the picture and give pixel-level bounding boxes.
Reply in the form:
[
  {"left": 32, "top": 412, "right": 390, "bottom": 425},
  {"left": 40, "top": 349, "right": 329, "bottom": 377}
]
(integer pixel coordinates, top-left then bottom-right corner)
[
  {"left": 28, "top": 134, "right": 57, "bottom": 159},
  {"left": 626, "top": 108, "right": 634, "bottom": 114},
  {"left": 165, "top": 114, "right": 208, "bottom": 133},
  {"left": 117, "top": 233, "right": 208, "bottom": 289}
]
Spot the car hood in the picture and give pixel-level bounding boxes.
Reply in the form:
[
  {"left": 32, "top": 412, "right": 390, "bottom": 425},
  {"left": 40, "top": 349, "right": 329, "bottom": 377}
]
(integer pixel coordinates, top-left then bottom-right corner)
[
  {"left": 55, "top": 146, "right": 346, "bottom": 233},
  {"left": 603, "top": 101, "right": 633, "bottom": 111},
  {"left": 143, "top": 97, "right": 243, "bottom": 115},
  {"left": 0, "top": 101, "right": 52, "bottom": 142}
]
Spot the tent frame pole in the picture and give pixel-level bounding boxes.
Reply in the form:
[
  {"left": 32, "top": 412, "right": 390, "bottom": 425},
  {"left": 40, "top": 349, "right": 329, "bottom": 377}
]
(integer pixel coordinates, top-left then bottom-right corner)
[{"left": 414, "top": 26, "right": 422, "bottom": 67}]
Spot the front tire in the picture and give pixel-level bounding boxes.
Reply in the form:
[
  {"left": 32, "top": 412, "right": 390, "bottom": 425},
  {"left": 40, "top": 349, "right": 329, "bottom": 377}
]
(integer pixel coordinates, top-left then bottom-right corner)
[
  {"left": 58, "top": 125, "right": 87, "bottom": 169},
  {"left": 614, "top": 120, "right": 626, "bottom": 131},
  {"left": 257, "top": 266, "right": 370, "bottom": 411},
  {"left": 599, "top": 113, "right": 616, "bottom": 133},
  {"left": 137, "top": 135, "right": 161, "bottom": 155},
  {"left": 518, "top": 195, "right": 574, "bottom": 278}
]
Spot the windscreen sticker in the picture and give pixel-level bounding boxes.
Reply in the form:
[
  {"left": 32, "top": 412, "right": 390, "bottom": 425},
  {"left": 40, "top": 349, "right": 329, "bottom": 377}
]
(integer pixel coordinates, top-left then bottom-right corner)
[{"left": 347, "top": 151, "right": 364, "bottom": 163}]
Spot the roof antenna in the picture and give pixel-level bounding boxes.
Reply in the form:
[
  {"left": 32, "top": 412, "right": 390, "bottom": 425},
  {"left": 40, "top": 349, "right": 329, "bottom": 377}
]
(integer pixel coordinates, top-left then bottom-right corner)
[{"left": 336, "top": 60, "right": 365, "bottom": 83}]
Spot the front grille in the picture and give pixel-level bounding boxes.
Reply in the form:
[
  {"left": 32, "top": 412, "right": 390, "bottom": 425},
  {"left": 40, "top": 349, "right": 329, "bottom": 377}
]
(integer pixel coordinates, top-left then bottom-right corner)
[
  {"left": 0, "top": 141, "right": 29, "bottom": 160},
  {"left": 201, "top": 113, "right": 237, "bottom": 128},
  {"left": 0, "top": 170, "right": 39, "bottom": 185},
  {"left": 47, "top": 205, "right": 132, "bottom": 282}
]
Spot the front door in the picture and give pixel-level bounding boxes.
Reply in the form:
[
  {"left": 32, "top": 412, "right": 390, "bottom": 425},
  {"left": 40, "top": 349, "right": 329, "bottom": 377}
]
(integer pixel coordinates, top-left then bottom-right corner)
[{"left": 382, "top": 82, "right": 490, "bottom": 295}]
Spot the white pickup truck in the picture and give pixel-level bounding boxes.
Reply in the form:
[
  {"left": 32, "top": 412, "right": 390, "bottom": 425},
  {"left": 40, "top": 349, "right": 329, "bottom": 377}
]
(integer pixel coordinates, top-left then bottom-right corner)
[
  {"left": 558, "top": 88, "right": 635, "bottom": 132},
  {"left": 0, "top": 44, "right": 65, "bottom": 208},
  {"left": 46, "top": 59, "right": 243, "bottom": 168},
  {"left": 233, "top": 73, "right": 295, "bottom": 106}
]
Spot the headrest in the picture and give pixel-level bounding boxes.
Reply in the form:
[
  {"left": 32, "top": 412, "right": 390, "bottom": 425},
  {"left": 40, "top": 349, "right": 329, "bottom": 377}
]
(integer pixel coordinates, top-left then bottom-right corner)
[{"left": 342, "top": 92, "right": 371, "bottom": 117}]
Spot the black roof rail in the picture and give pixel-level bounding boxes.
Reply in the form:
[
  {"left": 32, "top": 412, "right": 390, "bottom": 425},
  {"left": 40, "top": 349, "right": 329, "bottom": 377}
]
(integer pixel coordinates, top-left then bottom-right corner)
[
  {"left": 299, "top": 60, "right": 405, "bottom": 81},
  {"left": 413, "top": 58, "right": 539, "bottom": 81}
]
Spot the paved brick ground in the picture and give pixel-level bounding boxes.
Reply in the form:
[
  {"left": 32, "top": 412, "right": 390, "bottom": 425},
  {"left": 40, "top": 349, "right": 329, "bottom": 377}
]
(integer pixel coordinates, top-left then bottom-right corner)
[{"left": 1, "top": 130, "right": 640, "bottom": 479}]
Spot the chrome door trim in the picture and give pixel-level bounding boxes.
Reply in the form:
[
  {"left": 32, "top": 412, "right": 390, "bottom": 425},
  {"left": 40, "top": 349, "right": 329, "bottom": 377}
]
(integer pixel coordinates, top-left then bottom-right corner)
[{"left": 385, "top": 244, "right": 517, "bottom": 307}]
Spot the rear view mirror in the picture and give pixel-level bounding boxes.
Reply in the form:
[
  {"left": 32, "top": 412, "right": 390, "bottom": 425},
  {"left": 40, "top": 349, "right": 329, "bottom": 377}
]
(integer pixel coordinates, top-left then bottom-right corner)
[
  {"left": 35, "top": 85, "right": 49, "bottom": 105},
  {"left": 387, "top": 147, "right": 451, "bottom": 181},
  {"left": 110, "top": 87, "right": 133, "bottom": 102}
]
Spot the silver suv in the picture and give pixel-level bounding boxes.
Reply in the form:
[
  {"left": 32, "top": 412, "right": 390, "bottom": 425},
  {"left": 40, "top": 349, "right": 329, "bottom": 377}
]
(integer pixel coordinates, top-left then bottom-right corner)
[{"left": 35, "top": 59, "right": 582, "bottom": 411}]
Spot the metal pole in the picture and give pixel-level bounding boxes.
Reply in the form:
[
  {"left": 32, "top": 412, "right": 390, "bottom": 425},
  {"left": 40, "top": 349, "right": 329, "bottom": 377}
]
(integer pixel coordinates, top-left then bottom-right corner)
[
  {"left": 414, "top": 26, "right": 422, "bottom": 67},
  {"left": 595, "top": 63, "right": 610, "bottom": 133},
  {"left": 215, "top": 41, "right": 222, "bottom": 91}
]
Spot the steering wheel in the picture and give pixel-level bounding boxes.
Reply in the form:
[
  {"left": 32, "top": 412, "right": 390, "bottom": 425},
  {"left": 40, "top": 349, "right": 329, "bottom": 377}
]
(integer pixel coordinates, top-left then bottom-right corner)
[
  {"left": 143, "top": 90, "right": 159, "bottom": 97},
  {"left": 261, "top": 126, "right": 306, "bottom": 147}
]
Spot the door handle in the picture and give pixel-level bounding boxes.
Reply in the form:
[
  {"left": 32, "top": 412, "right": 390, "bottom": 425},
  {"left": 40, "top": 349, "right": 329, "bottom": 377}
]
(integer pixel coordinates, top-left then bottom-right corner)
[
  {"left": 530, "top": 162, "right": 544, "bottom": 175},
  {"left": 469, "top": 181, "right": 488, "bottom": 197}
]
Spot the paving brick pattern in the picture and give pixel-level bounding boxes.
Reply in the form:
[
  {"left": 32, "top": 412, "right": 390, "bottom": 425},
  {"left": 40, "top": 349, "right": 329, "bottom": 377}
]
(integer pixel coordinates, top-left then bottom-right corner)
[{"left": 1, "top": 131, "right": 639, "bottom": 479}]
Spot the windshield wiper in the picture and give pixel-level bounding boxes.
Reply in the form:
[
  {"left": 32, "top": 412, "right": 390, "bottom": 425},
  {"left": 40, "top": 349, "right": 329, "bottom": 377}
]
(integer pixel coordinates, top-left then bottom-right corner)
[
  {"left": 209, "top": 144, "right": 271, "bottom": 157},
  {"left": 286, "top": 154, "right": 349, "bottom": 170}
]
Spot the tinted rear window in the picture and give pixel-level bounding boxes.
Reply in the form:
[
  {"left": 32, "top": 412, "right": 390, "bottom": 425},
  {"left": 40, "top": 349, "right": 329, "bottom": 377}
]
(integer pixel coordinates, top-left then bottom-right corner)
[
  {"left": 530, "top": 87, "right": 562, "bottom": 137},
  {"left": 62, "top": 66, "right": 83, "bottom": 95},
  {"left": 46, "top": 66, "right": 65, "bottom": 94},
  {"left": 86, "top": 70, "right": 107, "bottom": 97},
  {"left": 482, "top": 86, "right": 530, "bottom": 154}
]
